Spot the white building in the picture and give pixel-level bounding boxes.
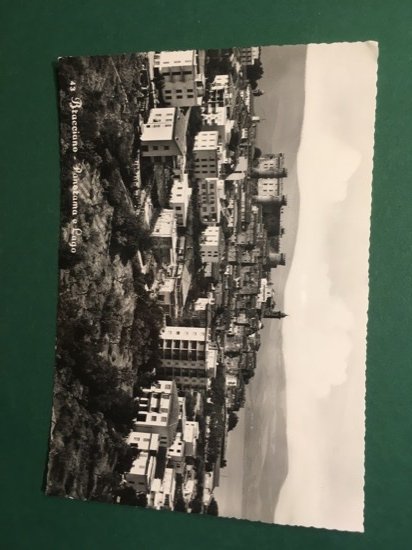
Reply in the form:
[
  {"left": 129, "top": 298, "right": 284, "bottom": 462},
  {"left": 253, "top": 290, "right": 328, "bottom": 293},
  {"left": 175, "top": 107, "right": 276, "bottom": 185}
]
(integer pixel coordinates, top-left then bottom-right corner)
[
  {"left": 257, "top": 278, "right": 270, "bottom": 309},
  {"left": 239, "top": 85, "right": 252, "bottom": 112},
  {"left": 256, "top": 153, "right": 285, "bottom": 172},
  {"left": 200, "top": 225, "right": 222, "bottom": 263},
  {"left": 151, "top": 209, "right": 177, "bottom": 266},
  {"left": 157, "top": 277, "right": 176, "bottom": 315},
  {"left": 183, "top": 476, "right": 197, "bottom": 504},
  {"left": 257, "top": 178, "right": 282, "bottom": 198},
  {"left": 150, "top": 467, "right": 176, "bottom": 510},
  {"left": 127, "top": 431, "right": 160, "bottom": 452},
  {"left": 141, "top": 107, "right": 187, "bottom": 161},
  {"left": 226, "top": 155, "right": 248, "bottom": 181},
  {"left": 225, "top": 373, "right": 238, "bottom": 388},
  {"left": 193, "top": 131, "right": 220, "bottom": 179},
  {"left": 194, "top": 294, "right": 214, "bottom": 311},
  {"left": 239, "top": 46, "right": 261, "bottom": 66},
  {"left": 125, "top": 452, "right": 157, "bottom": 492},
  {"left": 202, "top": 471, "right": 215, "bottom": 506},
  {"left": 183, "top": 421, "right": 200, "bottom": 457},
  {"left": 167, "top": 432, "right": 185, "bottom": 474},
  {"left": 158, "top": 326, "right": 217, "bottom": 389},
  {"left": 133, "top": 380, "right": 180, "bottom": 448},
  {"left": 201, "top": 106, "right": 234, "bottom": 144},
  {"left": 154, "top": 49, "right": 205, "bottom": 107},
  {"left": 198, "top": 177, "right": 225, "bottom": 225},
  {"left": 169, "top": 173, "right": 191, "bottom": 227},
  {"left": 207, "top": 74, "right": 233, "bottom": 113},
  {"left": 206, "top": 346, "right": 218, "bottom": 379}
]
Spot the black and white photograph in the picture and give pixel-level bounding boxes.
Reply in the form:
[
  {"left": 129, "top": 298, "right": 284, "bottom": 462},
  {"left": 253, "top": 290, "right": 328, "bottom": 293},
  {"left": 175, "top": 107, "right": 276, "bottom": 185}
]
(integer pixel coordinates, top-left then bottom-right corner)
[{"left": 46, "top": 42, "right": 378, "bottom": 532}]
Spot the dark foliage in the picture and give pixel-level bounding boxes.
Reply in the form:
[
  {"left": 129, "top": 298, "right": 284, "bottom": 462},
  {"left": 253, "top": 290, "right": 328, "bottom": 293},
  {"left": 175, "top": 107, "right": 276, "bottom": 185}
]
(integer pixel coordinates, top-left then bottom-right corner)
[
  {"left": 116, "top": 486, "right": 147, "bottom": 507},
  {"left": 227, "top": 411, "right": 239, "bottom": 432},
  {"left": 206, "top": 497, "right": 219, "bottom": 516}
]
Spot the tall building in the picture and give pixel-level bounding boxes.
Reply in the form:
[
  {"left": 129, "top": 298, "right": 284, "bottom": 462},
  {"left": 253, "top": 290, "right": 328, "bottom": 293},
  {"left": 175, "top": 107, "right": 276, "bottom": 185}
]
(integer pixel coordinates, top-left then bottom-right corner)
[
  {"left": 200, "top": 225, "right": 223, "bottom": 263},
  {"left": 251, "top": 153, "right": 288, "bottom": 179},
  {"left": 157, "top": 277, "right": 177, "bottom": 316},
  {"left": 125, "top": 450, "right": 158, "bottom": 492},
  {"left": 207, "top": 74, "right": 233, "bottom": 113},
  {"left": 256, "top": 153, "right": 284, "bottom": 171},
  {"left": 150, "top": 209, "right": 177, "bottom": 266},
  {"left": 198, "top": 178, "right": 225, "bottom": 225},
  {"left": 226, "top": 155, "right": 248, "bottom": 182},
  {"left": 154, "top": 49, "right": 205, "bottom": 107},
  {"left": 256, "top": 176, "right": 287, "bottom": 207},
  {"left": 169, "top": 173, "right": 192, "bottom": 227},
  {"left": 201, "top": 106, "right": 234, "bottom": 144},
  {"left": 157, "top": 326, "right": 218, "bottom": 389},
  {"left": 183, "top": 421, "right": 200, "bottom": 457},
  {"left": 141, "top": 107, "right": 188, "bottom": 161},
  {"left": 193, "top": 131, "right": 220, "bottom": 179},
  {"left": 257, "top": 178, "right": 282, "bottom": 197},
  {"left": 124, "top": 432, "right": 159, "bottom": 491},
  {"left": 133, "top": 380, "right": 180, "bottom": 448},
  {"left": 267, "top": 252, "right": 286, "bottom": 268},
  {"left": 239, "top": 46, "right": 261, "bottom": 66},
  {"left": 150, "top": 467, "right": 176, "bottom": 510}
]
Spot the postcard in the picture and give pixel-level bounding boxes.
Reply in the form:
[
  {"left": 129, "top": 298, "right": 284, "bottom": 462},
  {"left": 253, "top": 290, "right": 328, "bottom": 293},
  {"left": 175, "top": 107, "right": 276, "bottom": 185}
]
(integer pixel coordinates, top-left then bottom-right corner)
[{"left": 46, "top": 42, "right": 378, "bottom": 531}]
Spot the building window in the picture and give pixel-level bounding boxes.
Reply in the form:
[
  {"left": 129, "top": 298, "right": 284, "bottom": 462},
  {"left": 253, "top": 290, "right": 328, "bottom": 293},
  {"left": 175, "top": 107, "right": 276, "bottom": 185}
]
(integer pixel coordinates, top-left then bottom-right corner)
[{"left": 151, "top": 415, "right": 157, "bottom": 421}]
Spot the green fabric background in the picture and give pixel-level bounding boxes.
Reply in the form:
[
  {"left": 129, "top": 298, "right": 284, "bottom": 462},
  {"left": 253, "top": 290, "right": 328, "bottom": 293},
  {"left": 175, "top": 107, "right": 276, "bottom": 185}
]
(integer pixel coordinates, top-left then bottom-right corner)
[{"left": 1, "top": 0, "right": 411, "bottom": 548}]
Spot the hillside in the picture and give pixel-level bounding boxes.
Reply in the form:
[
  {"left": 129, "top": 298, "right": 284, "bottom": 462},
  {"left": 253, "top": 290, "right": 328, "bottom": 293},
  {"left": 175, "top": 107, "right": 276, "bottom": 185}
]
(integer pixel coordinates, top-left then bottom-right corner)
[{"left": 47, "top": 54, "right": 163, "bottom": 501}]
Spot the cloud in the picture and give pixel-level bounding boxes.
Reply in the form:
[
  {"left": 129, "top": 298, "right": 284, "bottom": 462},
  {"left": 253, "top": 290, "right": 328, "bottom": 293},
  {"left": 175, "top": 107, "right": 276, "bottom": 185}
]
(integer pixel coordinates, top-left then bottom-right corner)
[
  {"left": 275, "top": 41, "right": 377, "bottom": 531},
  {"left": 284, "top": 258, "right": 354, "bottom": 399}
]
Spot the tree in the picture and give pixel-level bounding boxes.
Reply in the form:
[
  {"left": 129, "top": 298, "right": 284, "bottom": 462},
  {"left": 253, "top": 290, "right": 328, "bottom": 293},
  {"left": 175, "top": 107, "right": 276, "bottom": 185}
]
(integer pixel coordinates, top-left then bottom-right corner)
[
  {"left": 190, "top": 498, "right": 202, "bottom": 514},
  {"left": 229, "top": 129, "right": 240, "bottom": 152},
  {"left": 246, "top": 60, "right": 264, "bottom": 82},
  {"left": 116, "top": 486, "right": 138, "bottom": 505},
  {"left": 207, "top": 498, "right": 219, "bottom": 516},
  {"left": 117, "top": 486, "right": 147, "bottom": 507},
  {"left": 115, "top": 445, "right": 139, "bottom": 474},
  {"left": 174, "top": 496, "right": 187, "bottom": 513},
  {"left": 253, "top": 147, "right": 262, "bottom": 161},
  {"left": 135, "top": 492, "right": 148, "bottom": 507},
  {"left": 228, "top": 411, "right": 239, "bottom": 432}
]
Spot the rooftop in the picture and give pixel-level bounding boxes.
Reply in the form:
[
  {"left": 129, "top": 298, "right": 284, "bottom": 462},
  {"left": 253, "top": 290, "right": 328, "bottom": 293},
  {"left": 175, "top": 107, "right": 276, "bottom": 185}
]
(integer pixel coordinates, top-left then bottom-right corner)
[{"left": 141, "top": 107, "right": 189, "bottom": 157}]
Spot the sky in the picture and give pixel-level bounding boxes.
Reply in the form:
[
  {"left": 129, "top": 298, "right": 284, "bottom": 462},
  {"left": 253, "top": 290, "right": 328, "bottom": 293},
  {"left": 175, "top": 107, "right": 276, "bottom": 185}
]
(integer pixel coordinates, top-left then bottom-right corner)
[
  {"left": 276, "top": 41, "right": 378, "bottom": 532},
  {"left": 215, "top": 42, "right": 378, "bottom": 532}
]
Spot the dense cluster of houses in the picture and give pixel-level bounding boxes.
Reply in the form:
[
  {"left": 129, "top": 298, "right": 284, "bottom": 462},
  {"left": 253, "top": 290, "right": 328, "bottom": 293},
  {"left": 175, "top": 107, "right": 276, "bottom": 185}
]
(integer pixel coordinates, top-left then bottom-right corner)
[
  {"left": 121, "top": 47, "right": 288, "bottom": 513},
  {"left": 125, "top": 381, "right": 202, "bottom": 509}
]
